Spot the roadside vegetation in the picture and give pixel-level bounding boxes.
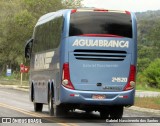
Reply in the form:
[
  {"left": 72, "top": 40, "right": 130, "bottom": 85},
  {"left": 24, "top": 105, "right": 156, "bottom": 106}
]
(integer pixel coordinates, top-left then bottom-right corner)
[
  {"left": 0, "top": 0, "right": 82, "bottom": 88},
  {"left": 136, "top": 84, "right": 160, "bottom": 92},
  {"left": 136, "top": 59, "right": 160, "bottom": 92},
  {"left": 135, "top": 96, "right": 160, "bottom": 110},
  {"left": 0, "top": 73, "right": 29, "bottom": 86},
  {"left": 136, "top": 11, "right": 160, "bottom": 91},
  {"left": 0, "top": 0, "right": 82, "bottom": 74}
]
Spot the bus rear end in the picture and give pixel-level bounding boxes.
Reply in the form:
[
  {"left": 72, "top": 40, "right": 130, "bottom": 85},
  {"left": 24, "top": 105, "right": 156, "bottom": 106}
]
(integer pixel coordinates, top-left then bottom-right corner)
[{"left": 60, "top": 9, "right": 137, "bottom": 118}]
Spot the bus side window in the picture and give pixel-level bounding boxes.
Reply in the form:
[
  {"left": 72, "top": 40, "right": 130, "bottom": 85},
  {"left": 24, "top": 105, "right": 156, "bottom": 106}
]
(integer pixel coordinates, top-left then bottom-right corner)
[
  {"left": 25, "top": 38, "right": 33, "bottom": 59},
  {"left": 32, "top": 16, "right": 64, "bottom": 54},
  {"left": 61, "top": 17, "right": 65, "bottom": 32},
  {"left": 52, "top": 16, "right": 64, "bottom": 49}
]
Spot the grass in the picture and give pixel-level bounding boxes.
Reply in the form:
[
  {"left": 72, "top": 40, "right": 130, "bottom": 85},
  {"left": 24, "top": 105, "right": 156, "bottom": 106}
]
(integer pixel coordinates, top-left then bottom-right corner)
[
  {"left": 135, "top": 96, "right": 160, "bottom": 110},
  {"left": 136, "top": 83, "right": 160, "bottom": 92},
  {"left": 0, "top": 74, "right": 29, "bottom": 86},
  {"left": 0, "top": 78, "right": 29, "bottom": 86}
]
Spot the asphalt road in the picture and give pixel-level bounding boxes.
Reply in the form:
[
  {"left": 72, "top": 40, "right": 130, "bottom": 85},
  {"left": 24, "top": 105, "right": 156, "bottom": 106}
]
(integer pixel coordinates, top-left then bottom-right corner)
[{"left": 0, "top": 86, "right": 160, "bottom": 126}]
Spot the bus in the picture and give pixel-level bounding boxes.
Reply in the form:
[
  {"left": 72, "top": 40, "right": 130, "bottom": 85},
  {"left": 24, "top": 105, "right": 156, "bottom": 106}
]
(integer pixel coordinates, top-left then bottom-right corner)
[{"left": 25, "top": 8, "right": 137, "bottom": 119}]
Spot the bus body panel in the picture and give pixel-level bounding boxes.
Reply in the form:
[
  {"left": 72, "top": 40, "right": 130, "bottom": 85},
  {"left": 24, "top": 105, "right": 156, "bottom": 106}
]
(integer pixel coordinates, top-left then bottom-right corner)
[
  {"left": 30, "top": 48, "right": 60, "bottom": 104},
  {"left": 68, "top": 37, "right": 133, "bottom": 91},
  {"left": 60, "top": 10, "right": 137, "bottom": 106},
  {"left": 60, "top": 86, "right": 135, "bottom": 106}
]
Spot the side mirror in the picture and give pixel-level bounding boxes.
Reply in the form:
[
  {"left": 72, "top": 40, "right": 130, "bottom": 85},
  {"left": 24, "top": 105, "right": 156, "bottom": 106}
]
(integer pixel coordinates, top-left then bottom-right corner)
[{"left": 25, "top": 38, "right": 33, "bottom": 59}]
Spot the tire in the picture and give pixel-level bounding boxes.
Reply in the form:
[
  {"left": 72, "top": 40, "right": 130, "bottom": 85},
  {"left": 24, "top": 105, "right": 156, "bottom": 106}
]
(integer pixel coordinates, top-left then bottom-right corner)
[
  {"left": 34, "top": 102, "right": 43, "bottom": 112},
  {"left": 30, "top": 84, "right": 34, "bottom": 102},
  {"left": 100, "top": 110, "right": 110, "bottom": 119},
  {"left": 54, "top": 105, "right": 68, "bottom": 117},
  {"left": 85, "top": 110, "right": 92, "bottom": 114},
  {"left": 48, "top": 89, "right": 54, "bottom": 116},
  {"left": 109, "top": 106, "right": 124, "bottom": 119}
]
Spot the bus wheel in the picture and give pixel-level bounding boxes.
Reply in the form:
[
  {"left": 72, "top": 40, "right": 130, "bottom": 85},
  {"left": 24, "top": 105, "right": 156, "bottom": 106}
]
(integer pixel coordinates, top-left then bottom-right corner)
[
  {"left": 54, "top": 105, "right": 68, "bottom": 117},
  {"left": 85, "top": 110, "right": 92, "bottom": 114},
  {"left": 100, "top": 110, "right": 110, "bottom": 119},
  {"left": 48, "top": 89, "right": 54, "bottom": 116},
  {"left": 34, "top": 102, "right": 43, "bottom": 112},
  {"left": 109, "top": 106, "right": 123, "bottom": 119}
]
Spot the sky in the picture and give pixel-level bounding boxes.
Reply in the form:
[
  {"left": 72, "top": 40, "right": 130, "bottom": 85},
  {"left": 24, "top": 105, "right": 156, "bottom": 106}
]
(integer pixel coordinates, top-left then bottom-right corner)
[{"left": 82, "top": 0, "right": 160, "bottom": 12}]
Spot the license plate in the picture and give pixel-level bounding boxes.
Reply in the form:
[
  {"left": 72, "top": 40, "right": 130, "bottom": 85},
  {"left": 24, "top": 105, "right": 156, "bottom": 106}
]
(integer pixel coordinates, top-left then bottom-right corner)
[{"left": 92, "top": 94, "right": 106, "bottom": 99}]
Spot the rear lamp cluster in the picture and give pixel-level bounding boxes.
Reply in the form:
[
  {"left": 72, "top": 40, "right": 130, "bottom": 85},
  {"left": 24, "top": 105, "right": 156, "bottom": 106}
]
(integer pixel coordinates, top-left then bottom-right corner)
[{"left": 62, "top": 63, "right": 75, "bottom": 90}]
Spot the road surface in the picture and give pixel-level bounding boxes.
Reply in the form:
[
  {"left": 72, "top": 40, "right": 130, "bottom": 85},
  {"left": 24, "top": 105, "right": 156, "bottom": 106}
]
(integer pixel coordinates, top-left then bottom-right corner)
[{"left": 0, "top": 86, "right": 160, "bottom": 126}]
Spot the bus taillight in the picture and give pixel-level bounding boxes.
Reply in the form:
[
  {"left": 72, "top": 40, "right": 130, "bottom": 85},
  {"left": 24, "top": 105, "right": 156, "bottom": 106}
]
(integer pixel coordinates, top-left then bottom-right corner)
[
  {"left": 71, "top": 9, "right": 77, "bottom": 14},
  {"left": 124, "top": 65, "right": 136, "bottom": 91},
  {"left": 94, "top": 9, "right": 108, "bottom": 12},
  {"left": 62, "top": 63, "right": 75, "bottom": 90},
  {"left": 125, "top": 11, "right": 131, "bottom": 15}
]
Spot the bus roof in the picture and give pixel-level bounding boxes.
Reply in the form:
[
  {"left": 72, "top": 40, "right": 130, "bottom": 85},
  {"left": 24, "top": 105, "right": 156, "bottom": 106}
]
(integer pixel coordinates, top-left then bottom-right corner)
[
  {"left": 36, "top": 12, "right": 55, "bottom": 26},
  {"left": 35, "top": 8, "right": 134, "bottom": 27},
  {"left": 72, "top": 8, "right": 131, "bottom": 14}
]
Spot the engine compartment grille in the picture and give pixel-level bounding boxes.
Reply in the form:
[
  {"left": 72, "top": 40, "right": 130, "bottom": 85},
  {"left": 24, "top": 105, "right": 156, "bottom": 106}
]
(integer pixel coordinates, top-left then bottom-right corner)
[{"left": 74, "top": 49, "right": 127, "bottom": 61}]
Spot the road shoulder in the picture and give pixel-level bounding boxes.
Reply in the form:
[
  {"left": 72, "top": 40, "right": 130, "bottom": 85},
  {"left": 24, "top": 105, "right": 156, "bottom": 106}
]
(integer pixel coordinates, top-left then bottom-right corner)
[{"left": 127, "top": 106, "right": 160, "bottom": 115}]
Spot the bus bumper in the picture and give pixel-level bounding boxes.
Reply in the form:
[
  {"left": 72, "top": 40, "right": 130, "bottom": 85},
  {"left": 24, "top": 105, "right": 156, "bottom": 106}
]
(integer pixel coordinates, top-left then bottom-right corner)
[{"left": 60, "top": 86, "right": 135, "bottom": 106}]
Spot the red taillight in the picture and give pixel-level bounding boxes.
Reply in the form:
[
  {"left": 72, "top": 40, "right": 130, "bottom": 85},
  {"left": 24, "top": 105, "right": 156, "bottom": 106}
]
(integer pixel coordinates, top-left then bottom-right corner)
[
  {"left": 124, "top": 65, "right": 136, "bottom": 91},
  {"left": 94, "top": 9, "right": 108, "bottom": 12},
  {"left": 62, "top": 63, "right": 74, "bottom": 90},
  {"left": 71, "top": 9, "right": 77, "bottom": 14},
  {"left": 125, "top": 11, "right": 131, "bottom": 15}
]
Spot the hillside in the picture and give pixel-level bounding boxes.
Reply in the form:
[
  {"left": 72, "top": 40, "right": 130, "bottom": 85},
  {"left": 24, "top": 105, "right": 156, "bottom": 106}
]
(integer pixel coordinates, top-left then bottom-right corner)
[
  {"left": 136, "top": 10, "right": 160, "bottom": 45},
  {"left": 136, "top": 10, "right": 160, "bottom": 21},
  {"left": 136, "top": 10, "right": 160, "bottom": 65},
  {"left": 135, "top": 10, "right": 160, "bottom": 89}
]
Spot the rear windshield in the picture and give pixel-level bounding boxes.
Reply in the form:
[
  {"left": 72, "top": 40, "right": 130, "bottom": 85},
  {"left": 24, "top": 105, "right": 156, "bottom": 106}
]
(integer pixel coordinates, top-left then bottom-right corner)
[{"left": 69, "top": 12, "right": 132, "bottom": 38}]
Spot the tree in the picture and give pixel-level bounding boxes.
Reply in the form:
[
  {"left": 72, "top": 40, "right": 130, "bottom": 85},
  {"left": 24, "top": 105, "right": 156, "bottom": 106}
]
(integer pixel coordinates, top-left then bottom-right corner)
[
  {"left": 143, "top": 59, "right": 160, "bottom": 88},
  {"left": 62, "top": 0, "right": 82, "bottom": 8},
  {"left": 0, "top": 0, "right": 82, "bottom": 75},
  {"left": 22, "top": 0, "right": 64, "bottom": 18}
]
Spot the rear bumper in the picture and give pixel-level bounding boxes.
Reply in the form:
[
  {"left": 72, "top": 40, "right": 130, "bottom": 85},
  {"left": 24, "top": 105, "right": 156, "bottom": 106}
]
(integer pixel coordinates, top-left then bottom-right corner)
[{"left": 60, "top": 86, "right": 135, "bottom": 106}]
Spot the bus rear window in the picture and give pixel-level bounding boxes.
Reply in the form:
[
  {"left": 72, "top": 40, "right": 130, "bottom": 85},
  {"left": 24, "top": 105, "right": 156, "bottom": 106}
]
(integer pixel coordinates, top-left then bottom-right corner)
[{"left": 69, "top": 12, "right": 132, "bottom": 38}]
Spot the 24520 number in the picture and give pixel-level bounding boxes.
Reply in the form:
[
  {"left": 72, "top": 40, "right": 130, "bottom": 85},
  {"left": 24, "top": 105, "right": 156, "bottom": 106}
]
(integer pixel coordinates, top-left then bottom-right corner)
[{"left": 112, "top": 77, "right": 128, "bottom": 82}]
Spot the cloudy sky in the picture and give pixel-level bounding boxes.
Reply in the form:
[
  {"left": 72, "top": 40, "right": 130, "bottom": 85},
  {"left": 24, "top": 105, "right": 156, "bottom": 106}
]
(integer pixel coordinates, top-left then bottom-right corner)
[{"left": 82, "top": 0, "right": 160, "bottom": 12}]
